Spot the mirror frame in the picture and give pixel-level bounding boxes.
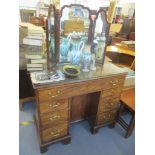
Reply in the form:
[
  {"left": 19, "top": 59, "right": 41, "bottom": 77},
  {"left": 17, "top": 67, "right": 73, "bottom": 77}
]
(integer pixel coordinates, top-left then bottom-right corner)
[{"left": 46, "top": 4, "right": 57, "bottom": 70}]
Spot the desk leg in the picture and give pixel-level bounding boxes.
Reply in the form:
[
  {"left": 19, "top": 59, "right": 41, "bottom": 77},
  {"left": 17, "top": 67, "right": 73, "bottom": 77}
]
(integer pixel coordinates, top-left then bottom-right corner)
[
  {"left": 125, "top": 113, "right": 135, "bottom": 138},
  {"left": 62, "top": 137, "right": 71, "bottom": 145},
  {"left": 40, "top": 146, "right": 48, "bottom": 153},
  {"left": 90, "top": 127, "right": 98, "bottom": 134},
  {"left": 108, "top": 122, "right": 116, "bottom": 128}
]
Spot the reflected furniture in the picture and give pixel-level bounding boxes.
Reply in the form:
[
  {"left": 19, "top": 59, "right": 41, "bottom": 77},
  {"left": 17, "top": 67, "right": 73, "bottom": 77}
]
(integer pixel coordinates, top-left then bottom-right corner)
[
  {"left": 106, "top": 45, "right": 135, "bottom": 67},
  {"left": 19, "top": 68, "right": 35, "bottom": 110},
  {"left": 117, "top": 88, "right": 135, "bottom": 138}
]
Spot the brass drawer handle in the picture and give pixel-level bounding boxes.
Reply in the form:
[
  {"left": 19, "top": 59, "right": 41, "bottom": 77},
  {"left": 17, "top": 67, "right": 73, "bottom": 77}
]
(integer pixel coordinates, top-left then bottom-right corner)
[
  {"left": 50, "top": 132, "right": 60, "bottom": 137},
  {"left": 110, "top": 80, "right": 116, "bottom": 84},
  {"left": 49, "top": 115, "right": 60, "bottom": 121},
  {"left": 105, "top": 102, "right": 114, "bottom": 107},
  {"left": 110, "top": 80, "right": 119, "bottom": 85},
  {"left": 52, "top": 103, "right": 60, "bottom": 108},
  {"left": 110, "top": 103, "right": 114, "bottom": 106},
  {"left": 49, "top": 102, "right": 60, "bottom": 108},
  {"left": 48, "top": 90, "right": 61, "bottom": 98}
]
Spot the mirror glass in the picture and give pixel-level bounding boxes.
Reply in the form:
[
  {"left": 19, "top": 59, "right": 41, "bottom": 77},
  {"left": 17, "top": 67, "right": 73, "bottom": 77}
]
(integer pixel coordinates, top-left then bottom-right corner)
[
  {"left": 59, "top": 5, "right": 91, "bottom": 65},
  {"left": 48, "top": 6, "right": 56, "bottom": 68},
  {"left": 94, "top": 11, "right": 109, "bottom": 63}
]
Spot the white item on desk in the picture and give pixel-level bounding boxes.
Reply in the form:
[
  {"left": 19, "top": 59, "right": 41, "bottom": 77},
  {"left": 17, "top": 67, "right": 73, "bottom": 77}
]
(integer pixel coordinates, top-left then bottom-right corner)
[
  {"left": 90, "top": 53, "right": 96, "bottom": 71},
  {"left": 30, "top": 70, "right": 65, "bottom": 84}
]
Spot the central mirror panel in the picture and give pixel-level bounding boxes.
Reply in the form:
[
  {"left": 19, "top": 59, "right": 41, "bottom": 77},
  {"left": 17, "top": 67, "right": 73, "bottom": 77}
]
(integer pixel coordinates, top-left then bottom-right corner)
[{"left": 59, "top": 5, "right": 91, "bottom": 65}]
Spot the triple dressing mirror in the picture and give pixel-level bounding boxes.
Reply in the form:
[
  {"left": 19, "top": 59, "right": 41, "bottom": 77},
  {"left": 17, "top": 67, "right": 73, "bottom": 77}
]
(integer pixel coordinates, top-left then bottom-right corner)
[{"left": 46, "top": 5, "right": 110, "bottom": 70}]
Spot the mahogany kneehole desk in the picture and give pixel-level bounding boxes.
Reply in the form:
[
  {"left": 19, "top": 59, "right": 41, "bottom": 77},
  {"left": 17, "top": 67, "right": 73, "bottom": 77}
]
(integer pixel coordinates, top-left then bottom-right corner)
[{"left": 32, "top": 63, "right": 127, "bottom": 153}]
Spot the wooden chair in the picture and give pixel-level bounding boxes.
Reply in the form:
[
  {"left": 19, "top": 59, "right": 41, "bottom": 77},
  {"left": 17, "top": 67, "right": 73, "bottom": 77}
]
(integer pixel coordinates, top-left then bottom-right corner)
[{"left": 117, "top": 88, "right": 135, "bottom": 138}]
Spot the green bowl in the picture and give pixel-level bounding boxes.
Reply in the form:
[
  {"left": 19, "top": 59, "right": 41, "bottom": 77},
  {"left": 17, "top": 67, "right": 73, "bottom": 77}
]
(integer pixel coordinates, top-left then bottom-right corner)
[{"left": 63, "top": 65, "right": 80, "bottom": 77}]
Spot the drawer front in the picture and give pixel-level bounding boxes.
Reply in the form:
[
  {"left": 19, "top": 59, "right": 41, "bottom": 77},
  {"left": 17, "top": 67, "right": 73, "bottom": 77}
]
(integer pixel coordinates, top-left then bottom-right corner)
[
  {"left": 98, "top": 98, "right": 119, "bottom": 113},
  {"left": 41, "top": 123, "right": 68, "bottom": 142},
  {"left": 40, "top": 110, "right": 69, "bottom": 127},
  {"left": 39, "top": 99, "right": 69, "bottom": 114},
  {"left": 101, "top": 87, "right": 123, "bottom": 98},
  {"left": 97, "top": 111, "right": 117, "bottom": 125},
  {"left": 38, "top": 83, "right": 87, "bottom": 102},
  {"left": 38, "top": 76, "right": 125, "bottom": 102},
  {"left": 87, "top": 77, "right": 124, "bottom": 91},
  {"left": 106, "top": 78, "right": 124, "bottom": 89}
]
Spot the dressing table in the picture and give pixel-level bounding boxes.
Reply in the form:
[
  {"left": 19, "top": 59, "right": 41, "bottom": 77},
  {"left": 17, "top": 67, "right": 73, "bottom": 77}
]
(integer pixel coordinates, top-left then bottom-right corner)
[{"left": 31, "top": 4, "right": 127, "bottom": 153}]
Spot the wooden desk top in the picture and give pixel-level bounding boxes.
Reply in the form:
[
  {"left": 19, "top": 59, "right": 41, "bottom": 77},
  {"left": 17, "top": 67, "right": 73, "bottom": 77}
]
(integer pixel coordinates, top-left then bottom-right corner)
[
  {"left": 106, "top": 45, "right": 135, "bottom": 57},
  {"left": 121, "top": 88, "right": 135, "bottom": 111},
  {"left": 31, "top": 63, "right": 127, "bottom": 89}
]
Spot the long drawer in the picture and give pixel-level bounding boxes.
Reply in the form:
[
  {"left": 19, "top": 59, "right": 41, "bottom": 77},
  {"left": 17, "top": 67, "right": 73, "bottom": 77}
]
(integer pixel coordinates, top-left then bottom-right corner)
[
  {"left": 39, "top": 98, "right": 69, "bottom": 114},
  {"left": 38, "top": 83, "right": 87, "bottom": 102},
  {"left": 98, "top": 97, "right": 119, "bottom": 113},
  {"left": 40, "top": 109, "right": 69, "bottom": 128},
  {"left": 41, "top": 123, "right": 68, "bottom": 142},
  {"left": 96, "top": 110, "right": 117, "bottom": 125},
  {"left": 37, "top": 76, "right": 125, "bottom": 102}
]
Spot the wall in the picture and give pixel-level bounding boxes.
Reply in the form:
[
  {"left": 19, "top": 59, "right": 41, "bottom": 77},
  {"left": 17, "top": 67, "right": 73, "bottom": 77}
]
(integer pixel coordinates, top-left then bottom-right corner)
[
  {"left": 19, "top": 0, "right": 40, "bottom": 9},
  {"left": 121, "top": 3, "right": 135, "bottom": 18},
  {"left": 19, "top": 0, "right": 135, "bottom": 18},
  {"left": 60, "top": 0, "right": 110, "bottom": 9}
]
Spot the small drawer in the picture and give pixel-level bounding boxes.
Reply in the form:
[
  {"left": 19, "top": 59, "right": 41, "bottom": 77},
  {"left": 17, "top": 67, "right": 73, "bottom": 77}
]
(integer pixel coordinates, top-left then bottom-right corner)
[
  {"left": 98, "top": 98, "right": 119, "bottom": 113},
  {"left": 97, "top": 110, "right": 117, "bottom": 125},
  {"left": 101, "top": 87, "right": 123, "bottom": 98},
  {"left": 41, "top": 123, "right": 68, "bottom": 142},
  {"left": 39, "top": 99, "right": 69, "bottom": 114},
  {"left": 86, "top": 77, "right": 124, "bottom": 91},
  {"left": 107, "top": 78, "right": 124, "bottom": 89},
  {"left": 40, "top": 110, "right": 69, "bottom": 127}
]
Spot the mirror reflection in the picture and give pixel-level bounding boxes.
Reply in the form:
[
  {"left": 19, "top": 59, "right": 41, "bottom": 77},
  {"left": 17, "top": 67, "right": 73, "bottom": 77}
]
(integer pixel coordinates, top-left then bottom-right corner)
[
  {"left": 94, "top": 11, "right": 108, "bottom": 62},
  {"left": 48, "top": 7, "right": 56, "bottom": 67},
  {"left": 59, "top": 6, "right": 91, "bottom": 64}
]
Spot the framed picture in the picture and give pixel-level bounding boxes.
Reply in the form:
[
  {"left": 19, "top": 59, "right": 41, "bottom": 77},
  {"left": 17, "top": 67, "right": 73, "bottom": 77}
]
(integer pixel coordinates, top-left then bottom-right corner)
[{"left": 20, "top": 9, "right": 36, "bottom": 22}]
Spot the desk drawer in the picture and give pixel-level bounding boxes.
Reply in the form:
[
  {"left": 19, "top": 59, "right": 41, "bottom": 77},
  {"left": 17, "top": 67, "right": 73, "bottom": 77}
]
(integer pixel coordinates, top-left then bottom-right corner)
[
  {"left": 97, "top": 110, "right": 117, "bottom": 125},
  {"left": 38, "top": 83, "right": 87, "bottom": 102},
  {"left": 98, "top": 98, "right": 119, "bottom": 113},
  {"left": 39, "top": 99, "right": 69, "bottom": 114},
  {"left": 40, "top": 110, "right": 69, "bottom": 127},
  {"left": 87, "top": 77, "right": 124, "bottom": 91},
  {"left": 38, "top": 76, "right": 125, "bottom": 102},
  {"left": 101, "top": 87, "right": 123, "bottom": 98},
  {"left": 41, "top": 123, "right": 68, "bottom": 142}
]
